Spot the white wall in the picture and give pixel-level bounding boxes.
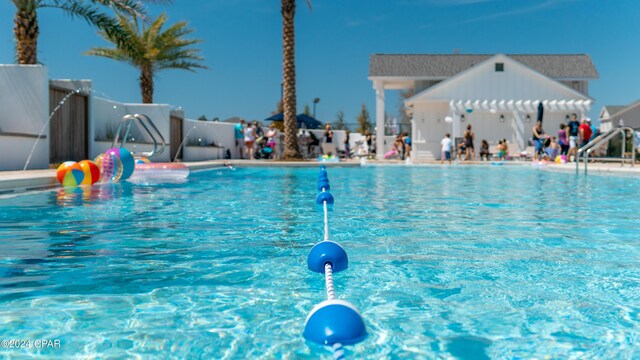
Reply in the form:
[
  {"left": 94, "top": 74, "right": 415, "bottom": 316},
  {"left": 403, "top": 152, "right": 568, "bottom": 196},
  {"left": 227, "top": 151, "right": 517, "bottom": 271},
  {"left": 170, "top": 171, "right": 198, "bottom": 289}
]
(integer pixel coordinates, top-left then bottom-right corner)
[
  {"left": 413, "top": 101, "right": 572, "bottom": 159},
  {"left": 0, "top": 65, "right": 48, "bottom": 170},
  {"left": 91, "top": 97, "right": 171, "bottom": 161},
  {"left": 182, "top": 119, "right": 236, "bottom": 160}
]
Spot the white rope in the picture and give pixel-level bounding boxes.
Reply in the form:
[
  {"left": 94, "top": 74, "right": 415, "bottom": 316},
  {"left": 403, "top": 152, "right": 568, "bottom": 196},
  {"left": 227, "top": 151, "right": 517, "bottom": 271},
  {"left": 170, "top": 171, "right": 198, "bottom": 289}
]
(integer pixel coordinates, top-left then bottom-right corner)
[
  {"left": 332, "top": 342, "right": 345, "bottom": 359},
  {"left": 323, "top": 195, "right": 330, "bottom": 242},
  {"left": 324, "top": 262, "right": 335, "bottom": 300}
]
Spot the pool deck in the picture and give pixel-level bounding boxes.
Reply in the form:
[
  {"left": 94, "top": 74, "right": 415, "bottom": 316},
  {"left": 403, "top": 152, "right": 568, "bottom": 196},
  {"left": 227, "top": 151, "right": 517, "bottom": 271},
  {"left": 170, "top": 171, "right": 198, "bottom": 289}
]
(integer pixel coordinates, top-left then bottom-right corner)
[{"left": 0, "top": 159, "right": 637, "bottom": 194}]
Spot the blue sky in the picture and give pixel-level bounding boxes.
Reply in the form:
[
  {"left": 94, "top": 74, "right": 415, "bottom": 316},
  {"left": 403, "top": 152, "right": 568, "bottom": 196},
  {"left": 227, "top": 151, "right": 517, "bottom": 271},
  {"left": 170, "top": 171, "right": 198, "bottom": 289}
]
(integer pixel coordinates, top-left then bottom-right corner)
[{"left": 0, "top": 0, "right": 638, "bottom": 125}]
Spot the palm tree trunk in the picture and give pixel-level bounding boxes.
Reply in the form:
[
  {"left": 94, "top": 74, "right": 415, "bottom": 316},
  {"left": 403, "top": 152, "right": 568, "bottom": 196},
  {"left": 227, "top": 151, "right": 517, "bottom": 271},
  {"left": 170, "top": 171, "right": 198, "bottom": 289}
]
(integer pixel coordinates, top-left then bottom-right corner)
[
  {"left": 281, "top": 0, "right": 301, "bottom": 159},
  {"left": 140, "top": 65, "right": 154, "bottom": 103},
  {"left": 14, "top": 1, "right": 39, "bottom": 65}
]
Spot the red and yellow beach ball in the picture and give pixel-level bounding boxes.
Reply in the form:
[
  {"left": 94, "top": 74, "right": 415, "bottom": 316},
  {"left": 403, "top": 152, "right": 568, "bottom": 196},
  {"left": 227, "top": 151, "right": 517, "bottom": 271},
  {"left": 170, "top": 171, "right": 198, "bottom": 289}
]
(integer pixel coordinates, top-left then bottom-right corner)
[{"left": 78, "top": 160, "right": 101, "bottom": 185}]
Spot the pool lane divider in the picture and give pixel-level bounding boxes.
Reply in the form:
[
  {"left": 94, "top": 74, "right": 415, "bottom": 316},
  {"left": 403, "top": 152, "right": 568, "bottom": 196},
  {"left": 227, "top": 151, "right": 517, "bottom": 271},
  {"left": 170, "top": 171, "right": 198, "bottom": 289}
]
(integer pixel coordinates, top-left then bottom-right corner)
[{"left": 303, "top": 165, "right": 367, "bottom": 358}]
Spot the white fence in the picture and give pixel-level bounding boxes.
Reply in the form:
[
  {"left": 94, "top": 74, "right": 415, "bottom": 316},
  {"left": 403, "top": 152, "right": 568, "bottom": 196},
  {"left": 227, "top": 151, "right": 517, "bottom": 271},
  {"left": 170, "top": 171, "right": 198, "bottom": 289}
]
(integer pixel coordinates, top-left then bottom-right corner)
[{"left": 0, "top": 65, "right": 49, "bottom": 170}]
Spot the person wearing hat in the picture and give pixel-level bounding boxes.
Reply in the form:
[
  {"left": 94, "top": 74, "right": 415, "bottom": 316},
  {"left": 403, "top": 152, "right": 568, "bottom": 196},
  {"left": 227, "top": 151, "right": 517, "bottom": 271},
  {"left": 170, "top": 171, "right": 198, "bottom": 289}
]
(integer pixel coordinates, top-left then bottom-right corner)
[{"left": 579, "top": 118, "right": 592, "bottom": 148}]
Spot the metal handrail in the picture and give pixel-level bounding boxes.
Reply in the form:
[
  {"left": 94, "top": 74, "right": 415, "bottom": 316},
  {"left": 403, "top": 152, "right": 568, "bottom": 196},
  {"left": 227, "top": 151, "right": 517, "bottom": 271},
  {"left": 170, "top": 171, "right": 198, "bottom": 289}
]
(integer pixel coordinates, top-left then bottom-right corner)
[
  {"left": 111, "top": 114, "right": 166, "bottom": 157},
  {"left": 576, "top": 126, "right": 635, "bottom": 175}
]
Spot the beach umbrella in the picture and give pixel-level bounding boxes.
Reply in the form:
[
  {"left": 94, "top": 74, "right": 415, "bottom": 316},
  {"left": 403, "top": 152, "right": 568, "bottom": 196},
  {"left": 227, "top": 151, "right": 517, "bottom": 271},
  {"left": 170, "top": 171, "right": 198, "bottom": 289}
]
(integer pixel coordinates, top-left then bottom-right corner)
[
  {"left": 265, "top": 113, "right": 323, "bottom": 129},
  {"left": 537, "top": 101, "right": 544, "bottom": 123}
]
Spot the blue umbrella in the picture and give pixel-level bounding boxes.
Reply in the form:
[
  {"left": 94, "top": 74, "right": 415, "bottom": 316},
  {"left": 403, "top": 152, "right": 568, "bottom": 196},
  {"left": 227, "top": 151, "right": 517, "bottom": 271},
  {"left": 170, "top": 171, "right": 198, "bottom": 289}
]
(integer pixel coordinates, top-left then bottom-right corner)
[
  {"left": 265, "top": 113, "right": 322, "bottom": 129},
  {"left": 537, "top": 102, "right": 544, "bottom": 123}
]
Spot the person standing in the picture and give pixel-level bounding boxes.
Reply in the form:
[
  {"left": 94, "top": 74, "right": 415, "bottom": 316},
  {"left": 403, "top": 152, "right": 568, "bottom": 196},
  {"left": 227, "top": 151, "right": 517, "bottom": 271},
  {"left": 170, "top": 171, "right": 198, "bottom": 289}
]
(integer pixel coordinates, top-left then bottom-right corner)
[
  {"left": 343, "top": 129, "right": 351, "bottom": 159},
  {"left": 266, "top": 123, "right": 278, "bottom": 159},
  {"left": 588, "top": 118, "right": 598, "bottom": 141},
  {"left": 253, "top": 120, "right": 264, "bottom": 139},
  {"left": 532, "top": 120, "right": 546, "bottom": 161},
  {"left": 441, "top": 133, "right": 453, "bottom": 164},
  {"left": 364, "top": 130, "right": 372, "bottom": 158},
  {"left": 323, "top": 124, "right": 333, "bottom": 143},
  {"left": 244, "top": 123, "right": 256, "bottom": 159},
  {"left": 463, "top": 124, "right": 475, "bottom": 160},
  {"left": 558, "top": 123, "right": 569, "bottom": 155},
  {"left": 579, "top": 118, "right": 593, "bottom": 148},
  {"left": 567, "top": 113, "right": 580, "bottom": 161},
  {"left": 234, "top": 119, "right": 245, "bottom": 159}
]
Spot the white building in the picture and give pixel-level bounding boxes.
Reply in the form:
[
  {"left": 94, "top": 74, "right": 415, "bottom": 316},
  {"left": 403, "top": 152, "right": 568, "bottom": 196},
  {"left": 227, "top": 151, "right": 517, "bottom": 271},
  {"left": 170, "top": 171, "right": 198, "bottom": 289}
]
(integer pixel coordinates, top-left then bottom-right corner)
[
  {"left": 599, "top": 101, "right": 640, "bottom": 132},
  {"left": 369, "top": 54, "right": 598, "bottom": 160}
]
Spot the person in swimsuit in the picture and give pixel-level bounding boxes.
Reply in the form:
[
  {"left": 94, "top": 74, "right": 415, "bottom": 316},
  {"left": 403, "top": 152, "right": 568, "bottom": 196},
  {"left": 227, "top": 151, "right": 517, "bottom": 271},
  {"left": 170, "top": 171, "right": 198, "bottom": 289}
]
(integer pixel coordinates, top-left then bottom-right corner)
[
  {"left": 558, "top": 123, "right": 569, "bottom": 155},
  {"left": 463, "top": 124, "right": 475, "bottom": 160},
  {"left": 323, "top": 124, "right": 333, "bottom": 144},
  {"left": 266, "top": 123, "right": 278, "bottom": 159},
  {"left": 244, "top": 123, "right": 256, "bottom": 159},
  {"left": 532, "top": 120, "right": 547, "bottom": 161},
  {"left": 479, "top": 140, "right": 489, "bottom": 161},
  {"left": 402, "top": 132, "right": 412, "bottom": 160}
]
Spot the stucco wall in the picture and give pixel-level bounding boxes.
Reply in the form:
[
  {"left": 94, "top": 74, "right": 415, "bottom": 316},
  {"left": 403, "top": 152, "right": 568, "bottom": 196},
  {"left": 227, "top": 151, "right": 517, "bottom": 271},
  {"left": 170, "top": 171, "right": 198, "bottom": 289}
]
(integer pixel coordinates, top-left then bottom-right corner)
[{"left": 0, "top": 65, "right": 49, "bottom": 170}]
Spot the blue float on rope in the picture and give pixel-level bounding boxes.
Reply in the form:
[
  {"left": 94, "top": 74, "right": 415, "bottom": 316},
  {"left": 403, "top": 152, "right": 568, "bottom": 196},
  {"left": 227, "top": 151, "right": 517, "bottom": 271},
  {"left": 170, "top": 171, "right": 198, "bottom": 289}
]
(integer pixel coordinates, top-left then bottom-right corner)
[
  {"left": 318, "top": 174, "right": 329, "bottom": 182},
  {"left": 307, "top": 241, "right": 348, "bottom": 273},
  {"left": 317, "top": 181, "right": 330, "bottom": 192},
  {"left": 316, "top": 191, "right": 334, "bottom": 205},
  {"left": 303, "top": 299, "right": 367, "bottom": 345}
]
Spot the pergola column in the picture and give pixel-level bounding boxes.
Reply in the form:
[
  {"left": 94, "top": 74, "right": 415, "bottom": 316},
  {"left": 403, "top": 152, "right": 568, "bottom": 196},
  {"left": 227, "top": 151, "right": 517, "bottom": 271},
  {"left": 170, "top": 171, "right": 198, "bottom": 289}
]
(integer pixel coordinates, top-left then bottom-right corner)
[{"left": 374, "top": 81, "right": 385, "bottom": 160}]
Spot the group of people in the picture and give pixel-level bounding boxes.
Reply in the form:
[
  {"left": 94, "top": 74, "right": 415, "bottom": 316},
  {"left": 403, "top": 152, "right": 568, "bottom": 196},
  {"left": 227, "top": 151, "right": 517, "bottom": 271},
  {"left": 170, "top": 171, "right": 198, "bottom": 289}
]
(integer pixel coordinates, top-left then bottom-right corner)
[
  {"left": 439, "top": 113, "right": 599, "bottom": 164},
  {"left": 531, "top": 113, "right": 597, "bottom": 161},
  {"left": 383, "top": 133, "right": 412, "bottom": 160},
  {"left": 440, "top": 125, "right": 478, "bottom": 163},
  {"left": 234, "top": 119, "right": 279, "bottom": 159}
]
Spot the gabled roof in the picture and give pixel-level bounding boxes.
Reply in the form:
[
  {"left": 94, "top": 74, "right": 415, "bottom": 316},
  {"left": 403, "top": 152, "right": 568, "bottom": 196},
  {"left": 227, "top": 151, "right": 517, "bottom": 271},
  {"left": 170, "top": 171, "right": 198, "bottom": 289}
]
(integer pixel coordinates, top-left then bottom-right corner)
[
  {"left": 600, "top": 100, "right": 640, "bottom": 121},
  {"left": 370, "top": 54, "right": 599, "bottom": 79},
  {"left": 406, "top": 54, "right": 592, "bottom": 104},
  {"left": 602, "top": 105, "right": 627, "bottom": 117}
]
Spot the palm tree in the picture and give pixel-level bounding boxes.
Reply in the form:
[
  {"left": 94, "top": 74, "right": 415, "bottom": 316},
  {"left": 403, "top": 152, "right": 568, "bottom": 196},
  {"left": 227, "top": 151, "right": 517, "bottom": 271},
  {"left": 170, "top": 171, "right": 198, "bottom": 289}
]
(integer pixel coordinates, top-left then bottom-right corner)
[
  {"left": 11, "top": 0, "right": 151, "bottom": 65},
  {"left": 281, "top": 0, "right": 311, "bottom": 160},
  {"left": 86, "top": 13, "right": 206, "bottom": 104}
]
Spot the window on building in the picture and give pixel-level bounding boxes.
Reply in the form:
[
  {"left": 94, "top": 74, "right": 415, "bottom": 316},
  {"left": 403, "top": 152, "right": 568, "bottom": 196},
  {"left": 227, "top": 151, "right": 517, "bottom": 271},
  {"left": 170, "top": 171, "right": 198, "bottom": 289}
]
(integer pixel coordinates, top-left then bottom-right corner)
[{"left": 495, "top": 63, "right": 505, "bottom": 72}]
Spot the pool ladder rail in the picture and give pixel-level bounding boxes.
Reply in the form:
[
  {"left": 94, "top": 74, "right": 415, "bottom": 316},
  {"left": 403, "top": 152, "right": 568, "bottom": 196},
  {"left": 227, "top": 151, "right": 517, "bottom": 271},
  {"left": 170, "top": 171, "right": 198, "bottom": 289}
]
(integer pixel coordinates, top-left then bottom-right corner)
[
  {"left": 112, "top": 114, "right": 166, "bottom": 158},
  {"left": 576, "top": 126, "right": 636, "bottom": 175}
]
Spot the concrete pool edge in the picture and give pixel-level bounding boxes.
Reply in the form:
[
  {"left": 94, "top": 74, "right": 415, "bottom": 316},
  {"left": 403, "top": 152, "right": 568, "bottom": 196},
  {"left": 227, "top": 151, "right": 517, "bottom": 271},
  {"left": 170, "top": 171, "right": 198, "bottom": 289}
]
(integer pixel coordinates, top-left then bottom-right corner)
[
  {"left": 2, "top": 160, "right": 639, "bottom": 194},
  {"left": 0, "top": 160, "right": 362, "bottom": 194}
]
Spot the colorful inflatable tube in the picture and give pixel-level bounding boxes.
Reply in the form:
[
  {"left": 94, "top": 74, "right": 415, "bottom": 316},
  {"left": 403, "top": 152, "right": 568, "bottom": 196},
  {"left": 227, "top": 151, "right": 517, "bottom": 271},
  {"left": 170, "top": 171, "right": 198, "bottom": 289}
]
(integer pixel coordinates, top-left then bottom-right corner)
[{"left": 128, "top": 163, "right": 190, "bottom": 183}]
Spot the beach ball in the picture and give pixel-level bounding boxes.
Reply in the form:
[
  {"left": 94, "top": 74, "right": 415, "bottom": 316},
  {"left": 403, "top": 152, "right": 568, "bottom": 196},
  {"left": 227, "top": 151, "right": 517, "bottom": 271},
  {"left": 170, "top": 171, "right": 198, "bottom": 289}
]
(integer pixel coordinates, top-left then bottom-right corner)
[
  {"left": 95, "top": 153, "right": 123, "bottom": 183},
  {"left": 56, "top": 161, "right": 84, "bottom": 187},
  {"left": 560, "top": 155, "right": 568, "bottom": 163},
  {"left": 135, "top": 157, "right": 151, "bottom": 165},
  {"left": 78, "top": 160, "right": 101, "bottom": 185},
  {"left": 555, "top": 156, "right": 562, "bottom": 164},
  {"left": 105, "top": 147, "right": 135, "bottom": 180}
]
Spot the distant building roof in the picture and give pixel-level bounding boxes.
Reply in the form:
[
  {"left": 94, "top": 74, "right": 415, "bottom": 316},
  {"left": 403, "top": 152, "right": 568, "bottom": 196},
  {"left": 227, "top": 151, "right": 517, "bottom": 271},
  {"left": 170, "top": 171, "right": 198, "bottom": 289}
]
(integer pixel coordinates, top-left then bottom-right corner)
[
  {"left": 369, "top": 54, "right": 599, "bottom": 79},
  {"left": 602, "top": 105, "right": 627, "bottom": 116}
]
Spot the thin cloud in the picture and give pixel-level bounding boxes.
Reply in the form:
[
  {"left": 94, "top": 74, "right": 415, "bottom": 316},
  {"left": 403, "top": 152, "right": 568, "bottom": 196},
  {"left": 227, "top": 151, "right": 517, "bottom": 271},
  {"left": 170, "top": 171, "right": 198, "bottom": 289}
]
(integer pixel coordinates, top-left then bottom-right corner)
[
  {"left": 457, "top": 0, "right": 577, "bottom": 25},
  {"left": 345, "top": 15, "right": 386, "bottom": 28},
  {"left": 403, "top": 0, "right": 498, "bottom": 6}
]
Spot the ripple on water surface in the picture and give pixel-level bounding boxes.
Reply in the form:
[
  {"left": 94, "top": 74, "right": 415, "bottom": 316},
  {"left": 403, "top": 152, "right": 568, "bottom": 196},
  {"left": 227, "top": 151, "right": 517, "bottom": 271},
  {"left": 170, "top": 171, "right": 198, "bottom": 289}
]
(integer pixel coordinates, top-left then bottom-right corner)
[{"left": 0, "top": 166, "right": 639, "bottom": 358}]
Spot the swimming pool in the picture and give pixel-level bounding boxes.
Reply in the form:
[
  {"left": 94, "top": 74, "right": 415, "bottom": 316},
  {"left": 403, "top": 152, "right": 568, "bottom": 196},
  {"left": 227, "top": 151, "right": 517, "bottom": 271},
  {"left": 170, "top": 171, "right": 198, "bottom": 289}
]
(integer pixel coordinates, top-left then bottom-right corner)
[{"left": 1, "top": 166, "right": 639, "bottom": 358}]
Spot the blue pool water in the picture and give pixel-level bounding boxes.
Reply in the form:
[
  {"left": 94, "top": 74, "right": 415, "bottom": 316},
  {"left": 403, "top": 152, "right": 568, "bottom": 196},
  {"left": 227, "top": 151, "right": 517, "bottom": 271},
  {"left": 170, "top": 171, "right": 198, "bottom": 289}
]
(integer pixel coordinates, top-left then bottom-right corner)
[{"left": 1, "top": 165, "right": 639, "bottom": 359}]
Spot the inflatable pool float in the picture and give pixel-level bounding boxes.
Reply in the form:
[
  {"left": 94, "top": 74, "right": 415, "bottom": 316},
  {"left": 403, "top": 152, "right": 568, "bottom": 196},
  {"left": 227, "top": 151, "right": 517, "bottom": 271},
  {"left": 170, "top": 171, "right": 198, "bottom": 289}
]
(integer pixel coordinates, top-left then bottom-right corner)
[
  {"left": 128, "top": 163, "right": 189, "bottom": 182},
  {"left": 317, "top": 155, "right": 340, "bottom": 163}
]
